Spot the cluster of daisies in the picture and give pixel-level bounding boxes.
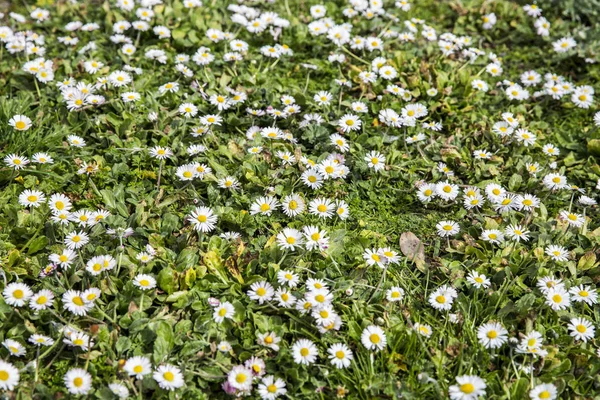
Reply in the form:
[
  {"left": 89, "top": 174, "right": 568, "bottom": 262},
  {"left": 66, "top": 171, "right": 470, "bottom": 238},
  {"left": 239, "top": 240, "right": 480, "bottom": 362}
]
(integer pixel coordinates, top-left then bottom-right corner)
[{"left": 1, "top": 0, "right": 600, "bottom": 398}]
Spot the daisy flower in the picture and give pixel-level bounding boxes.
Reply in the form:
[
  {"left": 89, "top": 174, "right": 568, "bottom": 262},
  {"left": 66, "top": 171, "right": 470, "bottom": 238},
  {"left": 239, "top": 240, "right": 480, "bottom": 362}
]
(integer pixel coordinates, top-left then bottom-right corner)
[
  {"left": 29, "top": 289, "right": 54, "bottom": 311},
  {"left": 291, "top": 339, "right": 318, "bottom": 364},
  {"left": 257, "top": 375, "right": 287, "bottom": 399},
  {"left": 213, "top": 301, "right": 235, "bottom": 323},
  {"left": 9, "top": 114, "right": 32, "bottom": 131},
  {"left": 477, "top": 322, "right": 508, "bottom": 349},
  {"left": 188, "top": 207, "right": 218, "bottom": 232},
  {"left": 545, "top": 287, "right": 571, "bottom": 311},
  {"left": 338, "top": 114, "right": 361, "bottom": 132},
  {"left": 250, "top": 197, "right": 279, "bottom": 216},
  {"left": 363, "top": 248, "right": 385, "bottom": 268},
  {"left": 49, "top": 248, "right": 77, "bottom": 268},
  {"left": 309, "top": 198, "right": 335, "bottom": 218},
  {"left": 32, "top": 152, "right": 53, "bottom": 164},
  {"left": 449, "top": 375, "right": 486, "bottom": 400},
  {"left": 545, "top": 245, "right": 569, "bottom": 262},
  {"left": 64, "top": 368, "right": 92, "bottom": 395},
  {"left": 62, "top": 290, "right": 94, "bottom": 316},
  {"left": 4, "top": 154, "right": 30, "bottom": 169},
  {"left": 567, "top": 317, "right": 595, "bottom": 342},
  {"left": 505, "top": 224, "right": 530, "bottom": 242},
  {"left": 3, "top": 339, "right": 26, "bottom": 357},
  {"left": 124, "top": 356, "right": 152, "bottom": 379},
  {"left": 277, "top": 270, "right": 300, "bottom": 288},
  {"left": 247, "top": 281, "right": 275, "bottom": 304},
  {"left": 133, "top": 274, "right": 157, "bottom": 290},
  {"left": 530, "top": 383, "right": 557, "bottom": 400},
  {"left": 436, "top": 181, "right": 460, "bottom": 201},
  {"left": 274, "top": 288, "right": 296, "bottom": 308},
  {"left": 18, "top": 189, "right": 46, "bottom": 208},
  {"left": 303, "top": 226, "right": 329, "bottom": 251},
  {"left": 335, "top": 200, "right": 350, "bottom": 220},
  {"left": 428, "top": 285, "right": 457, "bottom": 311},
  {"left": 327, "top": 343, "right": 353, "bottom": 369},
  {"left": 109, "top": 383, "right": 130, "bottom": 398},
  {"left": 29, "top": 334, "right": 54, "bottom": 346},
  {"left": 276, "top": 228, "right": 304, "bottom": 251},
  {"left": 569, "top": 285, "right": 598, "bottom": 305},
  {"left": 417, "top": 183, "right": 436, "bottom": 203},
  {"left": 301, "top": 169, "right": 324, "bottom": 189},
  {"left": 481, "top": 229, "right": 504, "bottom": 244},
  {"left": 218, "top": 176, "right": 240, "bottom": 190},
  {"left": 64, "top": 230, "right": 89, "bottom": 249},
  {"left": 2, "top": 282, "right": 33, "bottom": 307},
  {"left": 467, "top": 271, "right": 490, "bottom": 289},
  {"left": 386, "top": 286, "right": 405, "bottom": 302},
  {"left": 436, "top": 220, "right": 459, "bottom": 237},
  {"left": 361, "top": 325, "right": 387, "bottom": 352},
  {"left": 414, "top": 323, "right": 433, "bottom": 338},
  {"left": 281, "top": 194, "right": 305, "bottom": 217},
  {"left": 365, "top": 151, "right": 386, "bottom": 172},
  {"left": 559, "top": 210, "right": 584, "bottom": 227},
  {"left": 257, "top": 332, "right": 281, "bottom": 351}
]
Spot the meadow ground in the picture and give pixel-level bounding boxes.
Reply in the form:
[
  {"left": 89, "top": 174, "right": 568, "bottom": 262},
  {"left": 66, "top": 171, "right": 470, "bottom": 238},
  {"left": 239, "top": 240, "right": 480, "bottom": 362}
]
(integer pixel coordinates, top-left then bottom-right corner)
[{"left": 1, "top": 0, "right": 600, "bottom": 398}]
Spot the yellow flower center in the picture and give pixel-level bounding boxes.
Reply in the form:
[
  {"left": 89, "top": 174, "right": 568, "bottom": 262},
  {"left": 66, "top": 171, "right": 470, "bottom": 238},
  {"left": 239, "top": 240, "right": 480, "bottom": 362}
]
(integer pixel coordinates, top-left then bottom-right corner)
[
  {"left": 552, "top": 294, "right": 562, "bottom": 303},
  {"left": 15, "top": 121, "right": 27, "bottom": 129},
  {"left": 13, "top": 290, "right": 24, "bottom": 299},
  {"left": 164, "top": 371, "right": 174, "bottom": 382},
  {"left": 73, "top": 377, "right": 83, "bottom": 387},
  {"left": 73, "top": 296, "right": 84, "bottom": 306},
  {"left": 460, "top": 383, "right": 475, "bottom": 394},
  {"left": 369, "top": 334, "right": 380, "bottom": 344}
]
